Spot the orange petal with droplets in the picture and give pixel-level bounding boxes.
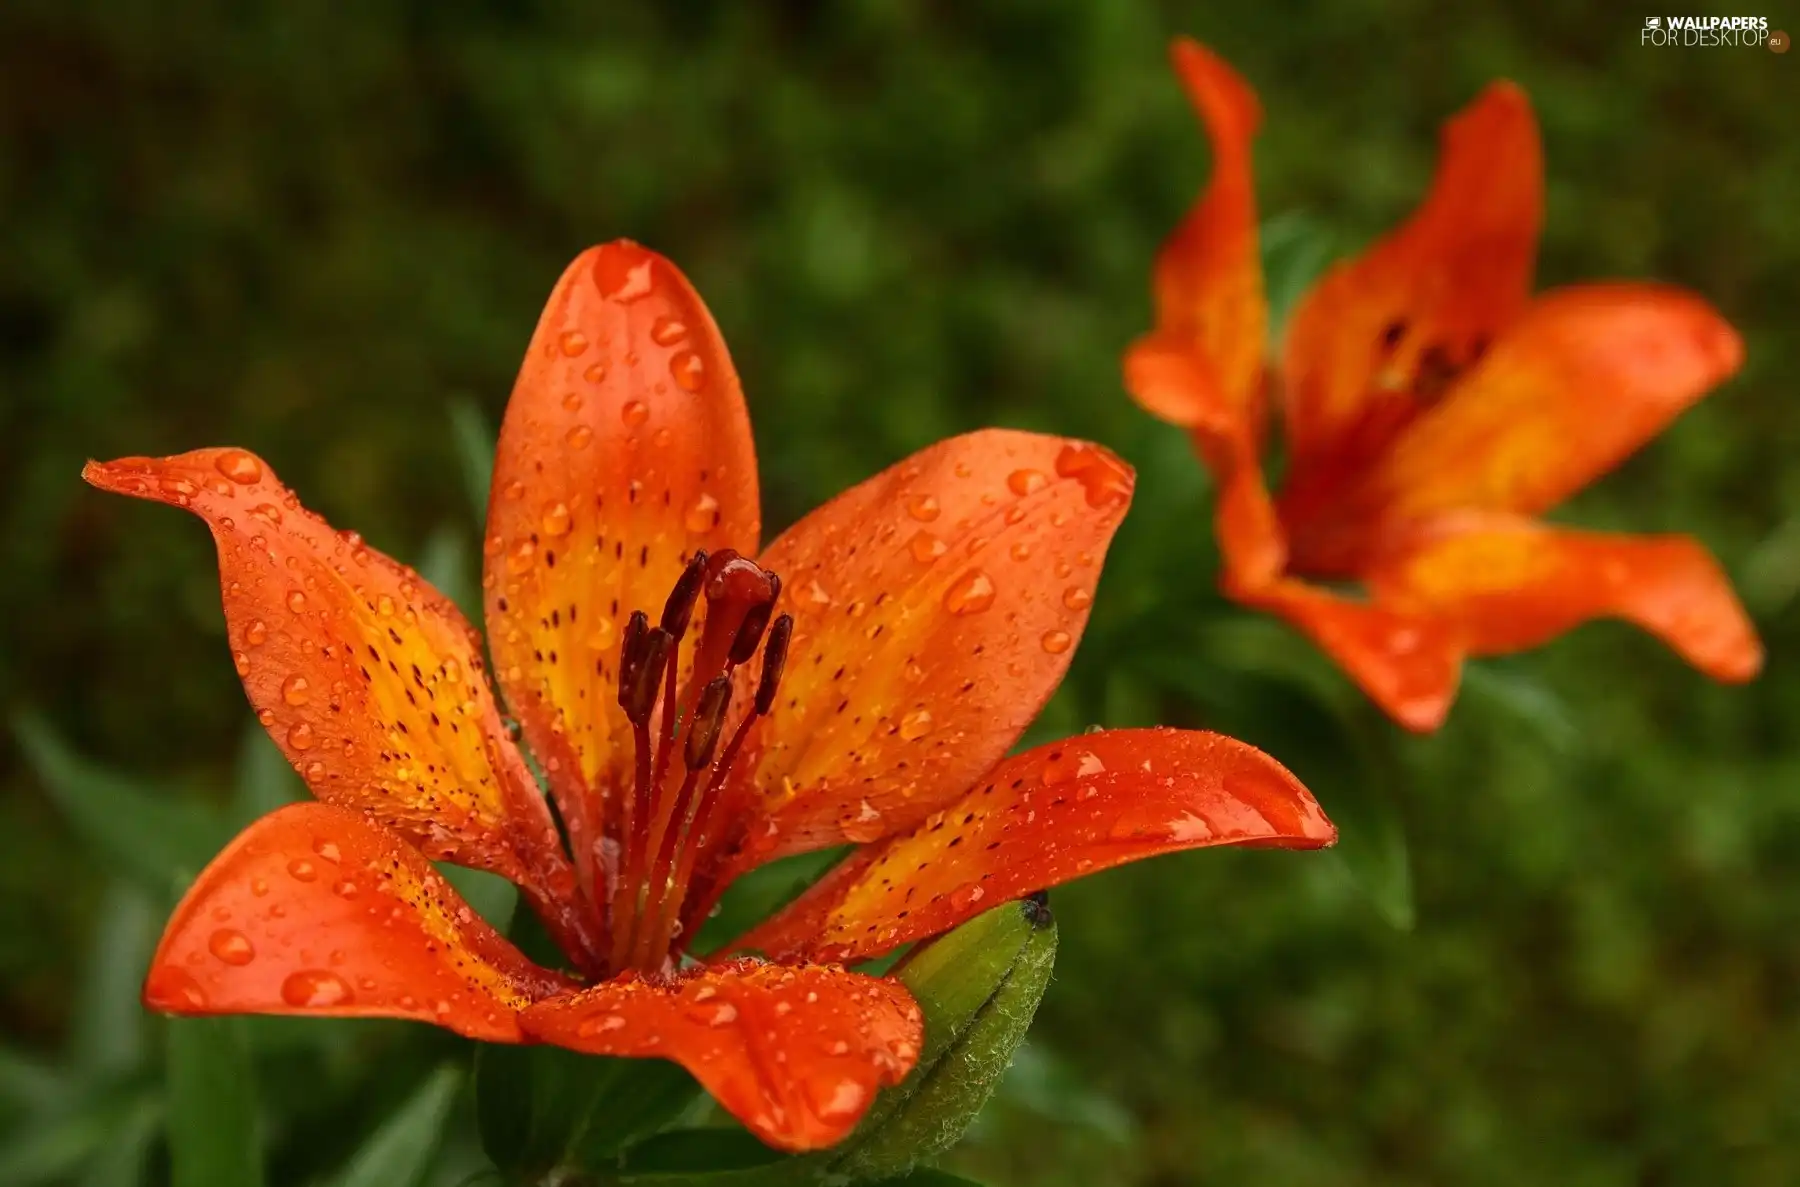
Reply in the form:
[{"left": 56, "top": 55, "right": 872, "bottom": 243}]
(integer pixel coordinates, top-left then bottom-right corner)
[
  {"left": 737, "top": 727, "right": 1333, "bottom": 965},
  {"left": 142, "top": 803, "right": 572, "bottom": 1041},
  {"left": 520, "top": 959, "right": 921, "bottom": 1152},
  {"left": 1143, "top": 38, "right": 1267, "bottom": 427},
  {"left": 1366, "top": 512, "right": 1762, "bottom": 681},
  {"left": 1226, "top": 576, "right": 1464, "bottom": 732},
  {"left": 726, "top": 430, "right": 1132, "bottom": 867},
  {"left": 484, "top": 242, "right": 760, "bottom": 893},
  {"left": 1297, "top": 285, "right": 1744, "bottom": 570},
  {"left": 82, "top": 450, "right": 571, "bottom": 892},
  {"left": 1279, "top": 80, "right": 1540, "bottom": 507}
]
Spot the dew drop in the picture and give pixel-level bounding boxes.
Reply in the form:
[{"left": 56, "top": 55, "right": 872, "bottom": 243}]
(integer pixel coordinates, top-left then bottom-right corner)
[
  {"left": 503, "top": 479, "right": 525, "bottom": 501},
  {"left": 906, "top": 494, "right": 940, "bottom": 522},
  {"left": 559, "top": 330, "right": 589, "bottom": 357},
  {"left": 256, "top": 708, "right": 276, "bottom": 727},
  {"left": 593, "top": 250, "right": 656, "bottom": 302},
  {"left": 899, "top": 709, "right": 933, "bottom": 741},
  {"left": 506, "top": 539, "right": 536, "bottom": 574},
  {"left": 707, "top": 1003, "right": 739, "bottom": 1026},
  {"left": 949, "top": 884, "right": 986, "bottom": 911},
  {"left": 304, "top": 761, "right": 325, "bottom": 781},
  {"left": 150, "top": 967, "right": 209, "bottom": 1009},
  {"left": 214, "top": 450, "right": 263, "bottom": 485},
  {"left": 1054, "top": 442, "right": 1133, "bottom": 509},
  {"left": 684, "top": 493, "right": 721, "bottom": 534},
  {"left": 566, "top": 424, "right": 594, "bottom": 450},
  {"left": 578, "top": 1012, "right": 628, "bottom": 1037},
  {"left": 542, "top": 501, "right": 572, "bottom": 537},
  {"left": 281, "top": 969, "right": 352, "bottom": 1008},
  {"left": 253, "top": 502, "right": 283, "bottom": 524},
  {"left": 244, "top": 620, "right": 268, "bottom": 646},
  {"left": 1009, "top": 540, "right": 1032, "bottom": 561},
  {"left": 1062, "top": 586, "right": 1093, "bottom": 611},
  {"left": 1007, "top": 468, "right": 1048, "bottom": 496},
  {"left": 818, "top": 1079, "right": 867, "bottom": 1120},
  {"left": 670, "top": 351, "right": 705, "bottom": 392},
  {"left": 561, "top": 391, "right": 584, "bottom": 412},
  {"left": 233, "top": 651, "right": 250, "bottom": 676},
  {"left": 621, "top": 399, "right": 650, "bottom": 427},
  {"left": 313, "top": 838, "right": 341, "bottom": 862},
  {"left": 583, "top": 362, "right": 608, "bottom": 384},
  {"left": 1040, "top": 629, "right": 1072, "bottom": 655},
  {"left": 651, "top": 316, "right": 688, "bottom": 345},
  {"left": 209, "top": 928, "right": 256, "bottom": 966},
  {"left": 286, "top": 590, "right": 307, "bottom": 614},
  {"left": 943, "top": 570, "right": 996, "bottom": 616},
  {"left": 287, "top": 858, "right": 318, "bottom": 882},
  {"left": 282, "top": 675, "right": 311, "bottom": 706},
  {"left": 908, "top": 531, "right": 946, "bottom": 563},
  {"left": 287, "top": 723, "right": 315, "bottom": 751}
]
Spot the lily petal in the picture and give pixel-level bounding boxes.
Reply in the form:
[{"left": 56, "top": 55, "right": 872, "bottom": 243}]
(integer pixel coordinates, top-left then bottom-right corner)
[
  {"left": 484, "top": 242, "right": 760, "bottom": 890},
  {"left": 730, "top": 430, "right": 1132, "bottom": 865},
  {"left": 1139, "top": 38, "right": 1266, "bottom": 426},
  {"left": 142, "top": 803, "right": 571, "bottom": 1042},
  {"left": 1124, "top": 337, "right": 1286, "bottom": 588},
  {"left": 1311, "top": 284, "right": 1744, "bottom": 567},
  {"left": 83, "top": 451, "right": 568, "bottom": 889},
  {"left": 1280, "top": 81, "right": 1540, "bottom": 516},
  {"left": 1226, "top": 576, "right": 1464, "bottom": 732},
  {"left": 519, "top": 959, "right": 921, "bottom": 1152},
  {"left": 736, "top": 727, "right": 1334, "bottom": 965},
  {"left": 1367, "top": 511, "right": 1762, "bottom": 680}
]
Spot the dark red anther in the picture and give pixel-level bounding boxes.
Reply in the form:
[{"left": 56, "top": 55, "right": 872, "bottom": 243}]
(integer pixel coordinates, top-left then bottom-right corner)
[
  {"left": 615, "top": 610, "right": 650, "bottom": 712},
  {"left": 754, "top": 613, "right": 793, "bottom": 715},
  {"left": 621, "top": 627, "right": 673, "bottom": 726},
  {"left": 684, "top": 676, "right": 733, "bottom": 770},
  {"left": 728, "top": 601, "right": 775, "bottom": 667},
  {"left": 660, "top": 550, "right": 709, "bottom": 640}
]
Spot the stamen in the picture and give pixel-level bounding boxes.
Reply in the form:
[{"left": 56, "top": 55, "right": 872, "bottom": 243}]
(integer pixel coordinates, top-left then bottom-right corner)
[{"left": 608, "top": 553, "right": 792, "bottom": 976}]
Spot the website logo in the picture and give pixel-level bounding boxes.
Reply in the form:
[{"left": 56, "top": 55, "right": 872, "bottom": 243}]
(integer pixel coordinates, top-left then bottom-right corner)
[{"left": 1641, "top": 15, "right": 1773, "bottom": 47}]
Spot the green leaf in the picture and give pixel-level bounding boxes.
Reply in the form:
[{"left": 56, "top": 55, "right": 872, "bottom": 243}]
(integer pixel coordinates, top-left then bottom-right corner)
[
  {"left": 833, "top": 899, "right": 1058, "bottom": 1180},
  {"left": 868, "top": 1171, "right": 991, "bottom": 1187},
  {"left": 71, "top": 880, "right": 157, "bottom": 1081},
  {"left": 416, "top": 524, "right": 479, "bottom": 621},
  {"left": 230, "top": 723, "right": 304, "bottom": 828},
  {"left": 0, "top": 1090, "right": 154, "bottom": 1187},
  {"left": 14, "top": 713, "right": 226, "bottom": 896},
  {"left": 75, "top": 1093, "right": 161, "bottom": 1187},
  {"left": 475, "top": 1043, "right": 702, "bottom": 1176},
  {"left": 448, "top": 398, "right": 495, "bottom": 524},
  {"left": 327, "top": 1064, "right": 461, "bottom": 1187},
  {"left": 166, "top": 1017, "right": 262, "bottom": 1187},
  {"left": 438, "top": 863, "right": 518, "bottom": 935},
  {"left": 0, "top": 1048, "right": 67, "bottom": 1115},
  {"left": 695, "top": 846, "right": 848, "bottom": 952}
]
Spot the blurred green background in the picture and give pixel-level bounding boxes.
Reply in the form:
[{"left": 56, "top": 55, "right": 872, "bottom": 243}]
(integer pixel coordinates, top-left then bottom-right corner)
[{"left": 3, "top": 1, "right": 1796, "bottom": 1184}]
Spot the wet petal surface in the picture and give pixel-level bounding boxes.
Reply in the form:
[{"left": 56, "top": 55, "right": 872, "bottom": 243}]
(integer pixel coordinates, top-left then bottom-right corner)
[
  {"left": 483, "top": 242, "right": 761, "bottom": 891},
  {"left": 142, "top": 803, "right": 571, "bottom": 1041},
  {"left": 728, "top": 430, "right": 1133, "bottom": 865},
  {"left": 737, "top": 727, "right": 1334, "bottom": 964},
  {"left": 520, "top": 959, "right": 921, "bottom": 1152}
]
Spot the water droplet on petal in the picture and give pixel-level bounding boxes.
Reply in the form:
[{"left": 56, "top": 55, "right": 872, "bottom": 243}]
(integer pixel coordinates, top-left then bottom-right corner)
[
  {"left": 281, "top": 969, "right": 352, "bottom": 1007},
  {"left": 304, "top": 761, "right": 325, "bottom": 780},
  {"left": 908, "top": 531, "right": 946, "bottom": 563},
  {"left": 1054, "top": 443, "right": 1133, "bottom": 509},
  {"left": 1062, "top": 586, "right": 1092, "bottom": 611},
  {"left": 943, "top": 570, "right": 996, "bottom": 616},
  {"left": 256, "top": 708, "right": 276, "bottom": 727},
  {"left": 214, "top": 450, "right": 263, "bottom": 485},
  {"left": 578, "top": 1012, "right": 628, "bottom": 1037},
  {"left": 1040, "top": 629, "right": 1072, "bottom": 654},
  {"left": 899, "top": 709, "right": 933, "bottom": 741},
  {"left": 542, "top": 501, "right": 572, "bottom": 537},
  {"left": 209, "top": 928, "right": 255, "bottom": 965},
  {"left": 282, "top": 676, "right": 311, "bottom": 706},
  {"left": 651, "top": 316, "right": 688, "bottom": 346},
  {"left": 287, "top": 723, "right": 315, "bottom": 751},
  {"left": 583, "top": 362, "right": 608, "bottom": 384},
  {"left": 287, "top": 858, "right": 317, "bottom": 882},
  {"left": 559, "top": 330, "right": 589, "bottom": 357},
  {"left": 670, "top": 351, "right": 705, "bottom": 392},
  {"left": 907, "top": 494, "right": 941, "bottom": 522},
  {"left": 253, "top": 502, "right": 282, "bottom": 524},
  {"left": 816, "top": 1079, "right": 867, "bottom": 1120},
  {"left": 949, "top": 884, "right": 986, "bottom": 911},
  {"left": 507, "top": 539, "right": 536, "bottom": 574},
  {"left": 233, "top": 651, "right": 250, "bottom": 676},
  {"left": 561, "top": 391, "right": 584, "bottom": 412},
  {"left": 592, "top": 250, "right": 656, "bottom": 302},
  {"left": 286, "top": 590, "right": 307, "bottom": 614},
  {"left": 1007, "top": 468, "right": 1048, "bottom": 496},
  {"left": 566, "top": 425, "right": 593, "bottom": 450},
  {"left": 621, "top": 399, "right": 649, "bottom": 427},
  {"left": 244, "top": 620, "right": 268, "bottom": 647},
  {"left": 707, "top": 1003, "right": 739, "bottom": 1026},
  {"left": 684, "top": 493, "right": 721, "bottom": 534}
]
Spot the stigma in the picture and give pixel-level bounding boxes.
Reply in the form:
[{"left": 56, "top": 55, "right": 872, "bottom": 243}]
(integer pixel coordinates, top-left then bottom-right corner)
[{"left": 605, "top": 549, "right": 791, "bottom": 976}]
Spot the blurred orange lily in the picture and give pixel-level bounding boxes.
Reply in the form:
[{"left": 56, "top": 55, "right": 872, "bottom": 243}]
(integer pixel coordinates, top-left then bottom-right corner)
[
  {"left": 87, "top": 242, "right": 1334, "bottom": 1151},
  {"left": 1126, "top": 40, "right": 1763, "bottom": 732}
]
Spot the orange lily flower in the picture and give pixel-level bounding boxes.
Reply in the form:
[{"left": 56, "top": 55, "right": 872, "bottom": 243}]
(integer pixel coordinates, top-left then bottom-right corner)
[
  {"left": 1125, "top": 40, "right": 1763, "bottom": 732},
  {"left": 86, "top": 241, "right": 1335, "bottom": 1151}
]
